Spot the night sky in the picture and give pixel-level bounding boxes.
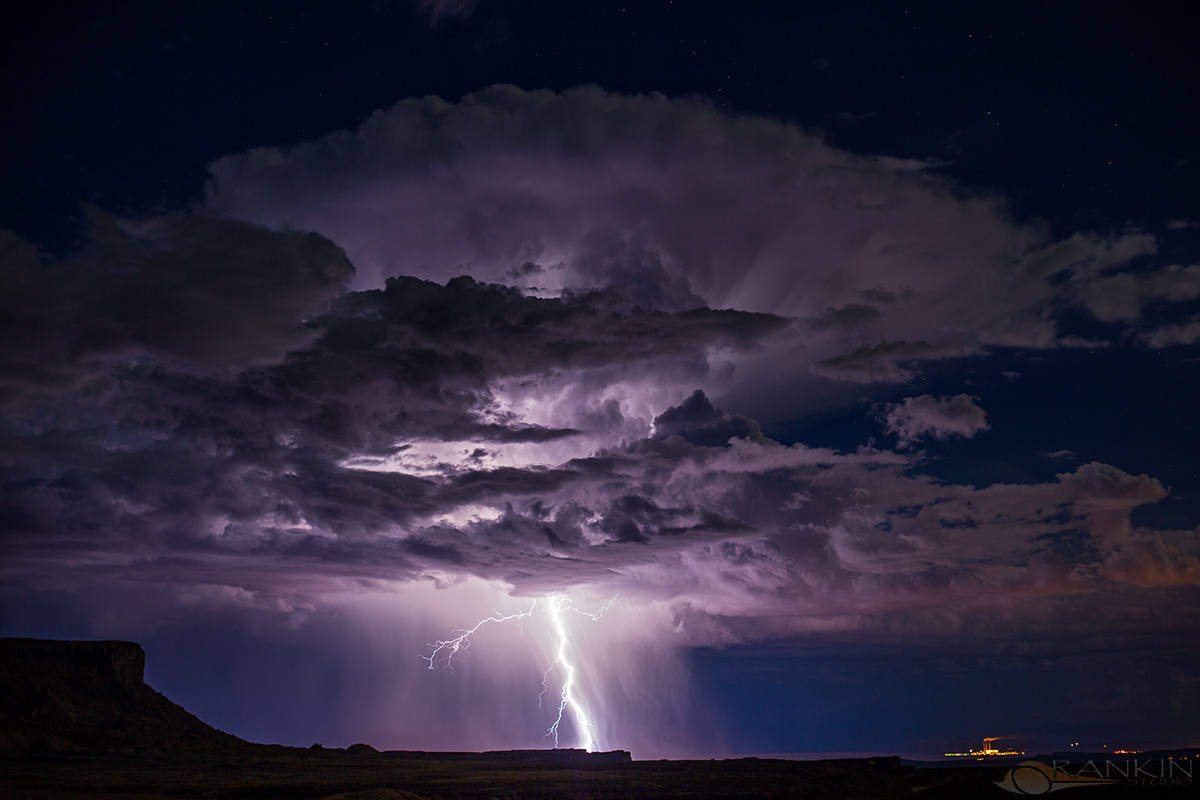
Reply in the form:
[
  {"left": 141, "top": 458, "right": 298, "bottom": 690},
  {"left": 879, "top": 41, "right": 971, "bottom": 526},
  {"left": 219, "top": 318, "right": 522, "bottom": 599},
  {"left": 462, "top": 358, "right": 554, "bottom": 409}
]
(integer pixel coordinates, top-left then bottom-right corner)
[{"left": 2, "top": 1, "right": 1198, "bottom": 759}]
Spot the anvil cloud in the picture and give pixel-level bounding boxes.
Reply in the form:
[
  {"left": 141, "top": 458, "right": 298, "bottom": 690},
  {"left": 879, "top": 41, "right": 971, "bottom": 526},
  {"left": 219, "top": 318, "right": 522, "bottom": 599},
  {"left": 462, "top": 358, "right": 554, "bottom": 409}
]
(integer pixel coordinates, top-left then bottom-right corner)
[{"left": 206, "top": 86, "right": 1197, "bottom": 385}]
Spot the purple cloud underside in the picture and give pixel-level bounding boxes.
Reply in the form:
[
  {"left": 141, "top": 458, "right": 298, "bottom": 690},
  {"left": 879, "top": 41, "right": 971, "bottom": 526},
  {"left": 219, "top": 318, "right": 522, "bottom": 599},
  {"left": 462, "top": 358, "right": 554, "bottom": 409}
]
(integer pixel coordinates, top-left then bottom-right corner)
[{"left": 1, "top": 215, "right": 1193, "bottom": 650}]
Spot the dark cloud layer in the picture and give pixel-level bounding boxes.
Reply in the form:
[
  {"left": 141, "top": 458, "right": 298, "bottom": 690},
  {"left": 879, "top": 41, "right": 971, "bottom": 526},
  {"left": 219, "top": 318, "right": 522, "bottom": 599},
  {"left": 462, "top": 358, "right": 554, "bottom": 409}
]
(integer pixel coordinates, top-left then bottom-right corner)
[
  {"left": 5, "top": 92, "right": 1198, "bottom": 648},
  {"left": 0, "top": 216, "right": 792, "bottom": 603},
  {"left": 1, "top": 207, "right": 1193, "bottom": 643},
  {"left": 0, "top": 211, "right": 353, "bottom": 388}
]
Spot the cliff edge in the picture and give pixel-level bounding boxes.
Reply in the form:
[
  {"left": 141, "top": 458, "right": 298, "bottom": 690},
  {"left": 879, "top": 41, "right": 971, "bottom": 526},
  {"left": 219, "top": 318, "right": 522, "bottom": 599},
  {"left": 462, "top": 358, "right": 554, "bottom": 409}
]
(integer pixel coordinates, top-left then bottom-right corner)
[{"left": 0, "top": 638, "right": 250, "bottom": 755}]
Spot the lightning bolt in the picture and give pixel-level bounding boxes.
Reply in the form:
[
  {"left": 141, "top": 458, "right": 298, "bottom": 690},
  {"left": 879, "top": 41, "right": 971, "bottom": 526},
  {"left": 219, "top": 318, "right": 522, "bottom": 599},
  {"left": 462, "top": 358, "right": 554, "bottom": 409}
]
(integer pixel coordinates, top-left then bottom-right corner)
[
  {"left": 541, "top": 595, "right": 615, "bottom": 751},
  {"left": 421, "top": 593, "right": 617, "bottom": 751},
  {"left": 419, "top": 601, "right": 536, "bottom": 671}
]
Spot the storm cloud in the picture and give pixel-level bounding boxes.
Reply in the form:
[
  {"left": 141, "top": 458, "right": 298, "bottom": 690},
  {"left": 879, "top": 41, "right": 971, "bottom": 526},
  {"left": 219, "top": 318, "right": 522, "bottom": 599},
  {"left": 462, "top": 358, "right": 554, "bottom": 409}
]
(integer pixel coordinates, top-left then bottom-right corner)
[
  {"left": 4, "top": 84, "right": 1199, "bottom": 755},
  {"left": 1, "top": 208, "right": 1189, "bottom": 642},
  {"left": 206, "top": 86, "right": 1200, "bottom": 398}
]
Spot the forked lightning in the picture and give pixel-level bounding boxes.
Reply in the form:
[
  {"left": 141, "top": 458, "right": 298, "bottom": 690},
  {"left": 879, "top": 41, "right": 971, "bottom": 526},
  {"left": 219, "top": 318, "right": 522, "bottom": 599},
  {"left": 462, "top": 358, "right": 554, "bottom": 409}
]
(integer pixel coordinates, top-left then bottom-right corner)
[{"left": 422, "top": 594, "right": 616, "bottom": 751}]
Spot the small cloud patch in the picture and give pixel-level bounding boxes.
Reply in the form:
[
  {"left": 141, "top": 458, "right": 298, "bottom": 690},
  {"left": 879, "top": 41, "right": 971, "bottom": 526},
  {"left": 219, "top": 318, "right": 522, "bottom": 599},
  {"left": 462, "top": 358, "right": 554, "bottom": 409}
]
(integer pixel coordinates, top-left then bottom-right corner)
[{"left": 883, "top": 394, "right": 990, "bottom": 449}]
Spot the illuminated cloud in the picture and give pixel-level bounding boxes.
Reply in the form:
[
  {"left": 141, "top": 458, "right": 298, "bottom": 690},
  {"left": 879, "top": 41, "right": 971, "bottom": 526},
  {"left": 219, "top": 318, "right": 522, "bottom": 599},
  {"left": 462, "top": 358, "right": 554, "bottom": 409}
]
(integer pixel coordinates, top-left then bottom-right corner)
[
  {"left": 0, "top": 244, "right": 1178, "bottom": 644},
  {"left": 2, "top": 88, "right": 1190, "bottom": 647},
  {"left": 5, "top": 85, "right": 1200, "bottom": 755},
  {"left": 207, "top": 86, "right": 1200, "bottom": 397},
  {"left": 1099, "top": 530, "right": 1200, "bottom": 587},
  {"left": 882, "top": 394, "right": 989, "bottom": 449}
]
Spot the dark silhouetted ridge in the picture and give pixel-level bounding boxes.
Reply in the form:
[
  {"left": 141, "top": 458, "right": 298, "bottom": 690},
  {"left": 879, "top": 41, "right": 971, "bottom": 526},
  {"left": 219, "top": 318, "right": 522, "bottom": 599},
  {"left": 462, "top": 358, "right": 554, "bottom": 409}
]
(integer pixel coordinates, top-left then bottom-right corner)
[{"left": 0, "top": 638, "right": 249, "bottom": 755}]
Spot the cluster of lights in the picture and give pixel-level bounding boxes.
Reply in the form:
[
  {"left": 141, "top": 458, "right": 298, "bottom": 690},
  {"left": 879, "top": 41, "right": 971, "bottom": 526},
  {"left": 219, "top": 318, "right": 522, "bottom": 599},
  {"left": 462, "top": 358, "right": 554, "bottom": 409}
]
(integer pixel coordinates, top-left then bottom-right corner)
[{"left": 944, "top": 737, "right": 1025, "bottom": 758}]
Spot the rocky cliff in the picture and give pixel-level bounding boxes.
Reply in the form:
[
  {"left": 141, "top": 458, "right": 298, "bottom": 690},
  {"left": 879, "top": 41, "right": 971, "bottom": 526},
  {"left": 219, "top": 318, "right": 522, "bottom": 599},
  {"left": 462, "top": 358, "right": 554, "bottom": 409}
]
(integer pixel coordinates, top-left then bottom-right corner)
[{"left": 0, "top": 638, "right": 250, "bottom": 755}]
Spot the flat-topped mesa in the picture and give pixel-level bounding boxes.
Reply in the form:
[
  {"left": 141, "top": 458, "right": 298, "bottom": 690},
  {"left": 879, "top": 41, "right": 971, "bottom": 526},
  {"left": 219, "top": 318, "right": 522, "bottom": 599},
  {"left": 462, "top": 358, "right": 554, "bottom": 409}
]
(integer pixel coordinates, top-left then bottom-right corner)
[
  {"left": 380, "top": 748, "right": 634, "bottom": 764},
  {"left": 484, "top": 749, "right": 633, "bottom": 764},
  {"left": 0, "top": 638, "right": 146, "bottom": 691},
  {"left": 0, "top": 637, "right": 248, "bottom": 755}
]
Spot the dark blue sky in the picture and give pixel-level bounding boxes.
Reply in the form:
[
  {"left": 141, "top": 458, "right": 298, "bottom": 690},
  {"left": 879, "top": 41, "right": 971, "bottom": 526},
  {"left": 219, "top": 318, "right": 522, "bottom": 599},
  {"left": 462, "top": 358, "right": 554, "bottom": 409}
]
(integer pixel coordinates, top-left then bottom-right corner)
[
  {"left": 2, "top": 0, "right": 1198, "bottom": 758},
  {"left": 5, "top": 1, "right": 1196, "bottom": 246}
]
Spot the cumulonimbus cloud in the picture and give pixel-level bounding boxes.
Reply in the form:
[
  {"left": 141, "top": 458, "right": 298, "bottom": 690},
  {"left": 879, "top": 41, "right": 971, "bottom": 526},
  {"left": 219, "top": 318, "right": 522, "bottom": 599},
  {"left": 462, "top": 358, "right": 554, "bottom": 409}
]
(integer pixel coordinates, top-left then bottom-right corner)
[
  {"left": 4, "top": 87, "right": 1199, "bottom": 702},
  {"left": 205, "top": 85, "right": 1198, "bottom": 395},
  {"left": 1, "top": 208, "right": 1193, "bottom": 654}
]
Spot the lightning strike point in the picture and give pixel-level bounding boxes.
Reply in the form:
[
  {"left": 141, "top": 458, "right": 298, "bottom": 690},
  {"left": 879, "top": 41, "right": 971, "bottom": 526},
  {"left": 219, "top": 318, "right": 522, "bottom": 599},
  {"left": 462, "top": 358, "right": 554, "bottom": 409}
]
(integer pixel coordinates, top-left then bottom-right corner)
[
  {"left": 544, "top": 595, "right": 597, "bottom": 751},
  {"left": 421, "top": 593, "right": 617, "bottom": 752}
]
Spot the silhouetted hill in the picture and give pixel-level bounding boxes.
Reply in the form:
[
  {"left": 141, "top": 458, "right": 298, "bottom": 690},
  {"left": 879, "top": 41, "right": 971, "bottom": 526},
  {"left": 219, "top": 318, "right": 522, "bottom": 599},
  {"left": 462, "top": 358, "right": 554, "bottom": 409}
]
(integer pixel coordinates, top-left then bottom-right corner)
[
  {"left": 0, "top": 638, "right": 249, "bottom": 755},
  {"left": 4, "top": 638, "right": 1187, "bottom": 797}
]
